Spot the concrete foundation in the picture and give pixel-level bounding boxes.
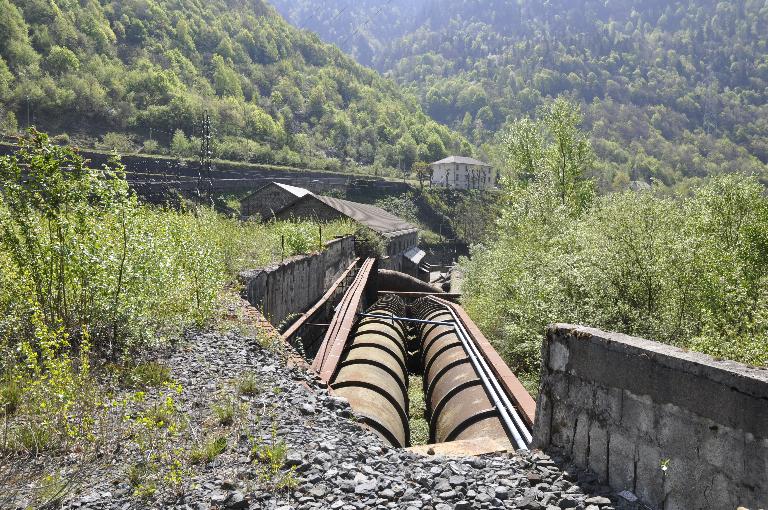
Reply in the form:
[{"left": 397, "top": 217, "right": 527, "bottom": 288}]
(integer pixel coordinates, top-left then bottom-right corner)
[{"left": 534, "top": 324, "right": 768, "bottom": 510}]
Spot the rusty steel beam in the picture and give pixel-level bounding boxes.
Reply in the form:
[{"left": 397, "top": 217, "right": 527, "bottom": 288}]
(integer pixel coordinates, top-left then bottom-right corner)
[
  {"left": 311, "top": 258, "right": 376, "bottom": 383},
  {"left": 377, "top": 290, "right": 462, "bottom": 302}
]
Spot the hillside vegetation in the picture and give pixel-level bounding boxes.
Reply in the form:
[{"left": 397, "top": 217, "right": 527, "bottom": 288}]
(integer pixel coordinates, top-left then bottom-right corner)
[
  {"left": 0, "top": 0, "right": 467, "bottom": 173},
  {"left": 276, "top": 0, "right": 768, "bottom": 189},
  {"left": 462, "top": 100, "right": 768, "bottom": 392},
  {"left": 269, "top": 0, "right": 421, "bottom": 68},
  {"left": 0, "top": 133, "right": 352, "bottom": 475}
]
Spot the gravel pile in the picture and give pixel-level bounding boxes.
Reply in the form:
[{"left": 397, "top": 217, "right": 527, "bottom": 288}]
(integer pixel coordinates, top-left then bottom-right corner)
[{"left": 17, "top": 329, "right": 636, "bottom": 510}]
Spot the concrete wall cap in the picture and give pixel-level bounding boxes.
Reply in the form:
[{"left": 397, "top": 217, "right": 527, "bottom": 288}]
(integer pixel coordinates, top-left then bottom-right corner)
[{"left": 548, "top": 323, "right": 768, "bottom": 389}]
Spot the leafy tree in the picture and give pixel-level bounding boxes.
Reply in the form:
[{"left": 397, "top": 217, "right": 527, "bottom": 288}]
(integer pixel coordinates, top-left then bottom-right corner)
[
  {"left": 43, "top": 46, "right": 80, "bottom": 76},
  {"left": 395, "top": 133, "right": 418, "bottom": 173},
  {"left": 171, "top": 129, "right": 195, "bottom": 158},
  {"left": 99, "top": 132, "right": 137, "bottom": 153},
  {"left": 212, "top": 55, "right": 243, "bottom": 99},
  {"left": 502, "top": 99, "right": 594, "bottom": 211},
  {"left": 412, "top": 161, "right": 432, "bottom": 189}
]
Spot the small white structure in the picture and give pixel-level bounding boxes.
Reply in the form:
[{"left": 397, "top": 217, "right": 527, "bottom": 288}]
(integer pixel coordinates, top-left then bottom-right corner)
[{"left": 429, "top": 156, "right": 495, "bottom": 190}]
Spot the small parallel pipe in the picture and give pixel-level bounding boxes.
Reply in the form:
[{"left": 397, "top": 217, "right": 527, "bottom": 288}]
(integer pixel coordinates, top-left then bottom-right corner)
[{"left": 447, "top": 306, "right": 531, "bottom": 449}]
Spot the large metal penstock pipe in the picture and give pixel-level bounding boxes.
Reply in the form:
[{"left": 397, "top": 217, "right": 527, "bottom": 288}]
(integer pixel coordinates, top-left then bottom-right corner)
[
  {"left": 413, "top": 298, "right": 508, "bottom": 444},
  {"left": 330, "top": 295, "right": 410, "bottom": 447}
]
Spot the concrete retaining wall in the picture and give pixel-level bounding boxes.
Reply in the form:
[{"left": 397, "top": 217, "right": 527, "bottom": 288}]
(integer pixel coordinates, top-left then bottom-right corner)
[
  {"left": 239, "top": 236, "right": 355, "bottom": 329},
  {"left": 534, "top": 324, "right": 768, "bottom": 510}
]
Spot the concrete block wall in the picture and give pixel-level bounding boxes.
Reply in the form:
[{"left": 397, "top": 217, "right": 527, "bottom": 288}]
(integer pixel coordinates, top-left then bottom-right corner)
[
  {"left": 534, "top": 324, "right": 768, "bottom": 510},
  {"left": 239, "top": 236, "right": 355, "bottom": 329}
]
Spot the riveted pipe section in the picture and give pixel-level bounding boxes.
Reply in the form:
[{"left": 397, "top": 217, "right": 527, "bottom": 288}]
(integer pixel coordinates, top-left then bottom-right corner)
[
  {"left": 330, "top": 295, "right": 410, "bottom": 448},
  {"left": 413, "top": 298, "right": 508, "bottom": 444}
]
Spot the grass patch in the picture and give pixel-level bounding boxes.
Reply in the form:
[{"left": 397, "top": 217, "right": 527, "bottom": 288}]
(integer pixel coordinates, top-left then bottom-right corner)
[
  {"left": 127, "top": 462, "right": 158, "bottom": 499},
  {"left": 408, "top": 374, "right": 429, "bottom": 446},
  {"left": 236, "top": 372, "right": 261, "bottom": 396},
  {"left": 212, "top": 399, "right": 237, "bottom": 426},
  {"left": 128, "top": 362, "right": 172, "bottom": 388},
  {"left": 10, "top": 423, "right": 54, "bottom": 454},
  {"left": 189, "top": 435, "right": 227, "bottom": 464},
  {"left": 31, "top": 471, "right": 69, "bottom": 508},
  {"left": 0, "top": 378, "right": 21, "bottom": 416}
]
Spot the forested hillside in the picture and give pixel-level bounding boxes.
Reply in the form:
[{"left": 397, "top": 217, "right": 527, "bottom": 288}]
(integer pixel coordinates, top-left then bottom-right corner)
[
  {"left": 0, "top": 0, "right": 467, "bottom": 172},
  {"left": 268, "top": 0, "right": 420, "bottom": 68},
  {"left": 275, "top": 0, "right": 768, "bottom": 189}
]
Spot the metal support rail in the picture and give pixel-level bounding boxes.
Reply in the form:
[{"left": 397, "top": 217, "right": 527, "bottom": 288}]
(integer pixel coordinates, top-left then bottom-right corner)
[
  {"left": 444, "top": 305, "right": 532, "bottom": 449},
  {"left": 283, "top": 257, "right": 360, "bottom": 350},
  {"left": 357, "top": 312, "right": 455, "bottom": 327}
]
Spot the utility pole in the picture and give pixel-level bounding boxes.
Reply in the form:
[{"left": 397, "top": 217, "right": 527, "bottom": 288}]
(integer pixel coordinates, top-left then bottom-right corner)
[{"left": 198, "top": 111, "right": 212, "bottom": 195}]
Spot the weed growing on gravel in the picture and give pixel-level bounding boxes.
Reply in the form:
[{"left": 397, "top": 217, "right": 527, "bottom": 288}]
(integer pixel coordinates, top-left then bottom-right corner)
[
  {"left": 189, "top": 435, "right": 228, "bottom": 464},
  {"left": 140, "top": 397, "right": 179, "bottom": 429},
  {"left": 212, "top": 398, "right": 240, "bottom": 426},
  {"left": 255, "top": 326, "right": 287, "bottom": 354},
  {"left": 30, "top": 470, "right": 69, "bottom": 508},
  {"left": 2, "top": 321, "right": 106, "bottom": 454},
  {"left": 122, "top": 383, "right": 191, "bottom": 499},
  {"left": 236, "top": 372, "right": 261, "bottom": 396},
  {"left": 250, "top": 422, "right": 298, "bottom": 493},
  {"left": 127, "top": 462, "right": 152, "bottom": 488},
  {"left": 127, "top": 362, "right": 172, "bottom": 388}
]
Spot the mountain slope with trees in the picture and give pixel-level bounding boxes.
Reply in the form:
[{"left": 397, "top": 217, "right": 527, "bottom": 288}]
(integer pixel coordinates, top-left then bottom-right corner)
[
  {"left": 268, "top": 0, "right": 421, "bottom": 68},
  {"left": 0, "top": 0, "right": 467, "bottom": 172},
  {"left": 273, "top": 0, "right": 768, "bottom": 189}
]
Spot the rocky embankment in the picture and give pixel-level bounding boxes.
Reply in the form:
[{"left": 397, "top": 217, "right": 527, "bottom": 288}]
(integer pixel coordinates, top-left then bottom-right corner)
[{"left": 10, "top": 327, "right": 635, "bottom": 510}]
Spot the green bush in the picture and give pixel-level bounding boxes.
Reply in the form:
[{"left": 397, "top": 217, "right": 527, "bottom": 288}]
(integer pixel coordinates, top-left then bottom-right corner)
[
  {"left": 128, "top": 362, "right": 172, "bottom": 388},
  {"left": 463, "top": 175, "right": 768, "bottom": 391},
  {"left": 0, "top": 131, "right": 354, "bottom": 356},
  {"left": 0, "top": 132, "right": 353, "bottom": 460},
  {"left": 353, "top": 226, "right": 386, "bottom": 259},
  {"left": 99, "top": 132, "right": 138, "bottom": 153}
]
